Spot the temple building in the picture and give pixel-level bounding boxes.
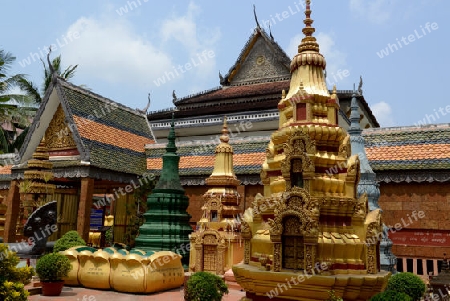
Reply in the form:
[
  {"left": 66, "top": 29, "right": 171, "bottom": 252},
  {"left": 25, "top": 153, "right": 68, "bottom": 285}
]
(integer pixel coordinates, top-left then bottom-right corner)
[
  {"left": 189, "top": 117, "right": 244, "bottom": 275},
  {"left": 0, "top": 75, "right": 155, "bottom": 245},
  {"left": 364, "top": 123, "right": 450, "bottom": 276}
]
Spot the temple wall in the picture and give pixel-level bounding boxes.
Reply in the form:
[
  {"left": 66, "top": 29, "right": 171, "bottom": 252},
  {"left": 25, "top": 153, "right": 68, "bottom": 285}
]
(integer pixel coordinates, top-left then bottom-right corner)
[{"left": 378, "top": 181, "right": 450, "bottom": 270}]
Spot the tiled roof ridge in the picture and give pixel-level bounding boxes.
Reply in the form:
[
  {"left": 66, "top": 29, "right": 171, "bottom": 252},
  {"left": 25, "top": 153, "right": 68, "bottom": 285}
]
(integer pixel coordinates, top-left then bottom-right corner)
[
  {"left": 229, "top": 76, "right": 291, "bottom": 87},
  {"left": 58, "top": 78, "right": 147, "bottom": 117},
  {"left": 174, "top": 86, "right": 222, "bottom": 104},
  {"left": 363, "top": 123, "right": 450, "bottom": 134}
]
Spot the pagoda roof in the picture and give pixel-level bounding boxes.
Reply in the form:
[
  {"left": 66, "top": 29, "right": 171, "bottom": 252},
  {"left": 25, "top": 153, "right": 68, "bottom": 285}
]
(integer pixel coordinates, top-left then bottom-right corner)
[
  {"left": 363, "top": 123, "right": 450, "bottom": 171},
  {"left": 147, "top": 124, "right": 450, "bottom": 184},
  {"left": 14, "top": 77, "right": 154, "bottom": 182},
  {"left": 146, "top": 137, "right": 268, "bottom": 178}
]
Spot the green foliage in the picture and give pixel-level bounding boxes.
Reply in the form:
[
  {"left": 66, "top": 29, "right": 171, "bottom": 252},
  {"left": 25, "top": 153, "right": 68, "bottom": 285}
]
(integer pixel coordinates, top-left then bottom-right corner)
[
  {"left": 324, "top": 290, "right": 343, "bottom": 301},
  {"left": 35, "top": 252, "right": 72, "bottom": 282},
  {"left": 0, "top": 244, "right": 34, "bottom": 301},
  {"left": 184, "top": 272, "right": 229, "bottom": 301},
  {"left": 370, "top": 290, "right": 412, "bottom": 301},
  {"left": 53, "top": 230, "right": 86, "bottom": 253},
  {"left": 0, "top": 244, "right": 34, "bottom": 284},
  {"left": 0, "top": 281, "right": 29, "bottom": 301},
  {"left": 386, "top": 272, "right": 426, "bottom": 301}
]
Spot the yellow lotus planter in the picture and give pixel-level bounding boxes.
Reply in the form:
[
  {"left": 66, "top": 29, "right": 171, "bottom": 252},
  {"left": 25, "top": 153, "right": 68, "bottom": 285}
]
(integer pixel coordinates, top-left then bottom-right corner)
[{"left": 60, "top": 247, "right": 184, "bottom": 293}]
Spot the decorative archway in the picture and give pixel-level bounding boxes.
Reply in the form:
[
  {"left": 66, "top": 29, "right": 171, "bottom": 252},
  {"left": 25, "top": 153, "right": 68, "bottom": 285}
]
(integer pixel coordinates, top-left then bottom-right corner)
[
  {"left": 193, "top": 229, "right": 226, "bottom": 275},
  {"left": 282, "top": 215, "right": 304, "bottom": 270},
  {"left": 268, "top": 187, "right": 319, "bottom": 273}
]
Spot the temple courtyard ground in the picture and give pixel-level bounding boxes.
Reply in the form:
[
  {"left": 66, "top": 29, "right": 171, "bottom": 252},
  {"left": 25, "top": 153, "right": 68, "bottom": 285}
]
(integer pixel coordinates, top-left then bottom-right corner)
[{"left": 27, "top": 285, "right": 246, "bottom": 301}]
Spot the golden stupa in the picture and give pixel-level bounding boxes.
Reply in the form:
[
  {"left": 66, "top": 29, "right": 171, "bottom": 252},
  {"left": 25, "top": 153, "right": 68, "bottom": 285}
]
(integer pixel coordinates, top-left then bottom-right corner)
[
  {"left": 232, "top": 1, "right": 390, "bottom": 300},
  {"left": 189, "top": 117, "right": 244, "bottom": 275}
]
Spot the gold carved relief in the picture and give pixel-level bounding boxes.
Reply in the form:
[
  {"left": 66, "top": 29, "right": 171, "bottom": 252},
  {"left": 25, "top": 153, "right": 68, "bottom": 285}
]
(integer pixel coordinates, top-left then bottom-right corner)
[{"left": 45, "top": 104, "right": 77, "bottom": 150}]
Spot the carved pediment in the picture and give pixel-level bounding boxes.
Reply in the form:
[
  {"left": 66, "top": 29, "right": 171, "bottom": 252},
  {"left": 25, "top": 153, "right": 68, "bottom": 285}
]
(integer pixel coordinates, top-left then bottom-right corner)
[
  {"left": 230, "top": 36, "right": 290, "bottom": 85},
  {"left": 45, "top": 104, "right": 77, "bottom": 151}
]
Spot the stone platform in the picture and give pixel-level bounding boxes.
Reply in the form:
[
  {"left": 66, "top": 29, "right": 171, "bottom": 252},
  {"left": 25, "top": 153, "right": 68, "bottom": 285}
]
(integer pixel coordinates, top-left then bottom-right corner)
[{"left": 233, "top": 264, "right": 391, "bottom": 301}]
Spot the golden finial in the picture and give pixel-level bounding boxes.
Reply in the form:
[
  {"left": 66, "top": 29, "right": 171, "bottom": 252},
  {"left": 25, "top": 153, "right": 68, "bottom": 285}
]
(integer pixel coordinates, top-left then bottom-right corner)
[
  {"left": 333, "top": 85, "right": 337, "bottom": 94},
  {"left": 220, "top": 116, "right": 229, "bottom": 143},
  {"left": 282, "top": 89, "right": 286, "bottom": 99},
  {"left": 298, "top": 0, "right": 320, "bottom": 53}
]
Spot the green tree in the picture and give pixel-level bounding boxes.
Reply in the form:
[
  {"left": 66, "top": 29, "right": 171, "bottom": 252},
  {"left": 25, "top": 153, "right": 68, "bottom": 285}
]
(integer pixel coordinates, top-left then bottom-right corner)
[
  {"left": 17, "top": 51, "right": 78, "bottom": 104},
  {"left": 0, "top": 49, "right": 36, "bottom": 153}
]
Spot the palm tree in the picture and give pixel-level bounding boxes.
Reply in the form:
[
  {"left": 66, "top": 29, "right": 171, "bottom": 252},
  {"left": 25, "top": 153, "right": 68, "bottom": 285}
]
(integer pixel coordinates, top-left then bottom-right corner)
[
  {"left": 0, "top": 49, "right": 34, "bottom": 153},
  {"left": 18, "top": 51, "right": 78, "bottom": 104}
]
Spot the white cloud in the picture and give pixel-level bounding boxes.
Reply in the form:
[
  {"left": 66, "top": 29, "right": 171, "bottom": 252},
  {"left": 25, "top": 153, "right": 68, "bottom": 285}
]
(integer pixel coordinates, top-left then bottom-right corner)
[
  {"left": 160, "top": 2, "right": 220, "bottom": 79},
  {"left": 349, "top": 0, "right": 392, "bottom": 25},
  {"left": 61, "top": 17, "right": 173, "bottom": 88},
  {"left": 60, "top": 2, "right": 221, "bottom": 92},
  {"left": 371, "top": 101, "right": 395, "bottom": 127}
]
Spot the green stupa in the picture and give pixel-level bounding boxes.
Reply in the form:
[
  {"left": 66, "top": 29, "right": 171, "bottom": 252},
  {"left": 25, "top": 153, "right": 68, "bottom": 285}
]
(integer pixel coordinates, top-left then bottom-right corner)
[{"left": 135, "top": 116, "right": 191, "bottom": 266}]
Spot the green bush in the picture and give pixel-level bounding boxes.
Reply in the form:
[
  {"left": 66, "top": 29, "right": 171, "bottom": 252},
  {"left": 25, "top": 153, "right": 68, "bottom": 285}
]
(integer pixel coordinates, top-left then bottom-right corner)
[
  {"left": 370, "top": 290, "right": 412, "bottom": 301},
  {"left": 35, "top": 253, "right": 72, "bottom": 282},
  {"left": 53, "top": 230, "right": 86, "bottom": 252},
  {"left": 184, "top": 272, "right": 229, "bottom": 301},
  {"left": 0, "top": 243, "right": 34, "bottom": 301},
  {"left": 386, "top": 272, "right": 426, "bottom": 301}
]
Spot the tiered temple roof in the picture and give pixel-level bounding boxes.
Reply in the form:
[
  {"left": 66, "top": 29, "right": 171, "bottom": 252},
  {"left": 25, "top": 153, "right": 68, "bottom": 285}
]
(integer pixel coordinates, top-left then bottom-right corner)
[{"left": 9, "top": 77, "right": 154, "bottom": 183}]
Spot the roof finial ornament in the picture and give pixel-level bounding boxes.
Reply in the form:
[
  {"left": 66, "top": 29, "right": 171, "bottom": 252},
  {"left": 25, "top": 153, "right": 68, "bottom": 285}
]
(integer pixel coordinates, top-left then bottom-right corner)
[
  {"left": 253, "top": 4, "right": 261, "bottom": 29},
  {"left": 358, "top": 75, "right": 363, "bottom": 95},
  {"left": 45, "top": 46, "right": 57, "bottom": 85},
  {"left": 172, "top": 90, "right": 177, "bottom": 104},
  {"left": 219, "top": 71, "right": 224, "bottom": 83},
  {"left": 269, "top": 23, "right": 274, "bottom": 40}
]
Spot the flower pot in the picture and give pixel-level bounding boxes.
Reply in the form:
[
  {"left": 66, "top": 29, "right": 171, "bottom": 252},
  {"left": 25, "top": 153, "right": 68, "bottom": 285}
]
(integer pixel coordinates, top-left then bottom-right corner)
[{"left": 41, "top": 280, "right": 65, "bottom": 296}]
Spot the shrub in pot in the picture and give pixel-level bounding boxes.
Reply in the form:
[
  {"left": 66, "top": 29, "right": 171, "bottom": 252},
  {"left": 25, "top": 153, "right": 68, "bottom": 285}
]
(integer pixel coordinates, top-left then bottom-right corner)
[
  {"left": 184, "top": 271, "right": 228, "bottom": 301},
  {"left": 36, "top": 252, "right": 72, "bottom": 296},
  {"left": 53, "top": 230, "right": 86, "bottom": 253}
]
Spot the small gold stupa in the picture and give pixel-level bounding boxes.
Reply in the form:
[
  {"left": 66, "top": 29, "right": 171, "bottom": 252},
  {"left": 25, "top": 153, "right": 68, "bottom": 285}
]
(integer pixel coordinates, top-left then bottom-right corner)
[
  {"left": 232, "top": 1, "right": 390, "bottom": 300},
  {"left": 189, "top": 117, "right": 244, "bottom": 275}
]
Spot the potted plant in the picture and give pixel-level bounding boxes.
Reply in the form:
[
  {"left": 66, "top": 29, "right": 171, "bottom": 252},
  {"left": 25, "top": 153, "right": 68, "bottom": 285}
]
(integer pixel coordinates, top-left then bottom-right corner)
[{"left": 35, "top": 252, "right": 72, "bottom": 296}]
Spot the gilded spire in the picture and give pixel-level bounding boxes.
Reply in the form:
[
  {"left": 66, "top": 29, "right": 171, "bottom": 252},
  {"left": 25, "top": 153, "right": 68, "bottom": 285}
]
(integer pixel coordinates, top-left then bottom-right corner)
[
  {"left": 298, "top": 0, "right": 320, "bottom": 53},
  {"left": 280, "top": 0, "right": 331, "bottom": 127},
  {"left": 220, "top": 116, "right": 230, "bottom": 144},
  {"left": 206, "top": 117, "right": 239, "bottom": 185}
]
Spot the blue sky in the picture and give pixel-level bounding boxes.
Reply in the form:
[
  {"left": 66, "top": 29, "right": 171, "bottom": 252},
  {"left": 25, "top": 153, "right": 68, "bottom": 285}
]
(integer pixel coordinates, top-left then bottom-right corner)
[{"left": 1, "top": 0, "right": 448, "bottom": 127}]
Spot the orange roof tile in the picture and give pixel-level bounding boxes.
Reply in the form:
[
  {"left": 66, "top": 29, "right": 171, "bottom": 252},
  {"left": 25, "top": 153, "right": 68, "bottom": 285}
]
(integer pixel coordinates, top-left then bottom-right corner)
[
  {"left": 0, "top": 165, "right": 12, "bottom": 175},
  {"left": 74, "top": 116, "right": 154, "bottom": 153},
  {"left": 366, "top": 144, "right": 450, "bottom": 161},
  {"left": 147, "top": 153, "right": 266, "bottom": 170}
]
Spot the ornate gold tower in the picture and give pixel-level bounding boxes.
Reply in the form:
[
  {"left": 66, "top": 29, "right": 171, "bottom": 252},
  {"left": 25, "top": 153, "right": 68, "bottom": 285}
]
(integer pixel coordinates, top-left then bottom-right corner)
[
  {"left": 189, "top": 118, "right": 244, "bottom": 275},
  {"left": 233, "top": 1, "right": 390, "bottom": 300}
]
